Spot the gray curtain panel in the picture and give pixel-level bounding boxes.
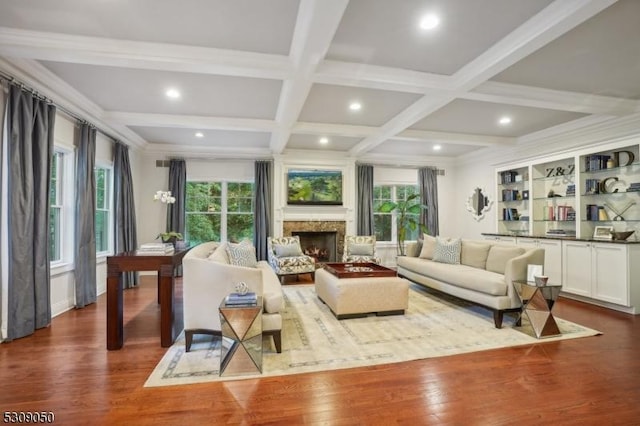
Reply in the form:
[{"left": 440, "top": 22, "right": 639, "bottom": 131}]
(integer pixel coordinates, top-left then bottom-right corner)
[
  {"left": 356, "top": 164, "right": 374, "bottom": 235},
  {"left": 113, "top": 141, "right": 138, "bottom": 288},
  {"left": 166, "top": 159, "right": 186, "bottom": 235},
  {"left": 5, "top": 84, "right": 55, "bottom": 340},
  {"left": 74, "top": 124, "right": 97, "bottom": 308},
  {"left": 0, "top": 81, "right": 6, "bottom": 339},
  {"left": 419, "top": 167, "right": 439, "bottom": 236},
  {"left": 253, "top": 160, "right": 272, "bottom": 261}
]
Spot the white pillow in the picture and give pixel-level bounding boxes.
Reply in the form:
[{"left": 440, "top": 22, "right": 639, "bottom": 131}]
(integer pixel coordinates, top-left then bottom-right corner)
[
  {"left": 432, "top": 237, "right": 461, "bottom": 265},
  {"left": 419, "top": 234, "right": 437, "bottom": 259},
  {"left": 226, "top": 241, "right": 258, "bottom": 267}
]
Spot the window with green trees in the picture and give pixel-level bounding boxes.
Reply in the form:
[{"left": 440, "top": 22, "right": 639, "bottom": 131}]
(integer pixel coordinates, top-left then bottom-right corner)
[
  {"left": 95, "top": 166, "right": 111, "bottom": 253},
  {"left": 374, "top": 184, "right": 420, "bottom": 242},
  {"left": 185, "top": 181, "right": 254, "bottom": 245},
  {"left": 49, "top": 151, "right": 63, "bottom": 262}
]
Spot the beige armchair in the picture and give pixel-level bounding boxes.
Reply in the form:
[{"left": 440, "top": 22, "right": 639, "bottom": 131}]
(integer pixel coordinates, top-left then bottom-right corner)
[
  {"left": 182, "top": 241, "right": 284, "bottom": 353},
  {"left": 267, "top": 236, "right": 316, "bottom": 283},
  {"left": 342, "top": 235, "right": 381, "bottom": 264}
]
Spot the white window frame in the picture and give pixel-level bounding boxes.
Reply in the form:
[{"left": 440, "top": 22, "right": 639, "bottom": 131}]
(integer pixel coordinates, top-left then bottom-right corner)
[
  {"left": 95, "top": 163, "right": 113, "bottom": 257},
  {"left": 50, "top": 146, "right": 75, "bottom": 275},
  {"left": 374, "top": 184, "right": 420, "bottom": 245}
]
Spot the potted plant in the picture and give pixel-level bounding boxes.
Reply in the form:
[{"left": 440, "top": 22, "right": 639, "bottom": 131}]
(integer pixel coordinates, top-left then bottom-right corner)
[
  {"left": 157, "top": 231, "right": 183, "bottom": 247},
  {"left": 378, "top": 193, "right": 428, "bottom": 256}
]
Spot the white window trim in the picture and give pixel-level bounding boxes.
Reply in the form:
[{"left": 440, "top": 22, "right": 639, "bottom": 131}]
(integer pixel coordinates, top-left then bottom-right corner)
[
  {"left": 95, "top": 162, "right": 113, "bottom": 258},
  {"left": 50, "top": 146, "right": 75, "bottom": 275},
  {"left": 374, "top": 184, "right": 420, "bottom": 244}
]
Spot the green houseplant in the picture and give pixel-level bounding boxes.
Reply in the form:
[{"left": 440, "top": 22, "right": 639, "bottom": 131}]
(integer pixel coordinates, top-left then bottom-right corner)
[
  {"left": 378, "top": 193, "right": 428, "bottom": 256},
  {"left": 157, "top": 231, "right": 183, "bottom": 246}
]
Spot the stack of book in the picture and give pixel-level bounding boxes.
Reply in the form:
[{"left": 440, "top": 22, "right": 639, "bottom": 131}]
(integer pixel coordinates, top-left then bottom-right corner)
[
  {"left": 546, "top": 229, "right": 576, "bottom": 237},
  {"left": 136, "top": 242, "right": 174, "bottom": 255},
  {"left": 566, "top": 184, "right": 576, "bottom": 197},
  {"left": 584, "top": 154, "right": 611, "bottom": 171},
  {"left": 584, "top": 179, "right": 602, "bottom": 194},
  {"left": 627, "top": 182, "right": 640, "bottom": 192},
  {"left": 224, "top": 292, "right": 257, "bottom": 306}
]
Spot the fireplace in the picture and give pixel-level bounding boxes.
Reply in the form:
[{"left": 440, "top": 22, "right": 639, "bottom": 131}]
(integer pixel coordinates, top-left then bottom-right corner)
[
  {"left": 283, "top": 221, "right": 346, "bottom": 261},
  {"left": 293, "top": 231, "right": 337, "bottom": 262}
]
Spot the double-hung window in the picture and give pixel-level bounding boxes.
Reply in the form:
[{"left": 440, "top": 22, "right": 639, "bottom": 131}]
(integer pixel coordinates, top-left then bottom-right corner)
[
  {"left": 185, "top": 181, "right": 254, "bottom": 245},
  {"left": 95, "top": 166, "right": 112, "bottom": 255},
  {"left": 373, "top": 184, "right": 420, "bottom": 243},
  {"left": 49, "top": 151, "right": 63, "bottom": 262}
]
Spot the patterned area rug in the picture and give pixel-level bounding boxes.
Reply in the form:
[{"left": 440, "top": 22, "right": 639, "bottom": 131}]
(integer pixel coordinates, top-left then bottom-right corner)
[{"left": 144, "top": 284, "right": 600, "bottom": 387}]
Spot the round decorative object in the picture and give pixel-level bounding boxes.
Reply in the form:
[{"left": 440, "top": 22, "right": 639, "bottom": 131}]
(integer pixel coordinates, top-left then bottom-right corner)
[{"left": 235, "top": 281, "right": 249, "bottom": 295}]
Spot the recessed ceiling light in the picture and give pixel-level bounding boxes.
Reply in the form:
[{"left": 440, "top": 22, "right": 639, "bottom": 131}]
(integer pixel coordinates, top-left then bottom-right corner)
[
  {"left": 319, "top": 137, "right": 329, "bottom": 145},
  {"left": 349, "top": 102, "right": 362, "bottom": 111},
  {"left": 433, "top": 144, "right": 442, "bottom": 151},
  {"left": 165, "top": 88, "right": 181, "bottom": 99},
  {"left": 195, "top": 132, "right": 204, "bottom": 138},
  {"left": 419, "top": 14, "right": 440, "bottom": 30},
  {"left": 499, "top": 116, "right": 512, "bottom": 125}
]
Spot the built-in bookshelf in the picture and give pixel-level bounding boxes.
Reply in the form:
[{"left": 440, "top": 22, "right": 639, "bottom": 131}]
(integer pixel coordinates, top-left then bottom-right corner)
[
  {"left": 496, "top": 166, "right": 529, "bottom": 235},
  {"left": 579, "top": 145, "right": 640, "bottom": 239},
  {"left": 495, "top": 141, "right": 640, "bottom": 240}
]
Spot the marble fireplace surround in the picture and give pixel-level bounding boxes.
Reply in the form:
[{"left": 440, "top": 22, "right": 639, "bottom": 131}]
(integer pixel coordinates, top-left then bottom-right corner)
[{"left": 283, "top": 221, "right": 346, "bottom": 262}]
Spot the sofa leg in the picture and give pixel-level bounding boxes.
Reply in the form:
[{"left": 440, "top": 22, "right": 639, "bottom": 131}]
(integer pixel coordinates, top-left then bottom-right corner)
[
  {"left": 310, "top": 271, "right": 315, "bottom": 282},
  {"left": 185, "top": 330, "right": 194, "bottom": 352},
  {"left": 493, "top": 310, "right": 504, "bottom": 329},
  {"left": 272, "top": 330, "right": 282, "bottom": 353}
]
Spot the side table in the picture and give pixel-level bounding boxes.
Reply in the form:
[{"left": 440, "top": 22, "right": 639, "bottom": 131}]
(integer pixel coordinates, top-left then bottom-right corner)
[
  {"left": 219, "top": 296, "right": 263, "bottom": 377},
  {"left": 513, "top": 281, "right": 562, "bottom": 338}
]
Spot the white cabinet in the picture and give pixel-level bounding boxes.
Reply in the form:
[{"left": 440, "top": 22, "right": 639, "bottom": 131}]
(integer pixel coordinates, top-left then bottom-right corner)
[
  {"left": 517, "top": 237, "right": 562, "bottom": 286},
  {"left": 483, "top": 235, "right": 517, "bottom": 244},
  {"left": 562, "top": 241, "right": 635, "bottom": 307}
]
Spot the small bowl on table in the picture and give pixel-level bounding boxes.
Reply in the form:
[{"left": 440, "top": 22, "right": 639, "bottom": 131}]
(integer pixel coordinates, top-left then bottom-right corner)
[
  {"left": 534, "top": 275, "right": 549, "bottom": 287},
  {"left": 611, "top": 230, "right": 635, "bottom": 241}
]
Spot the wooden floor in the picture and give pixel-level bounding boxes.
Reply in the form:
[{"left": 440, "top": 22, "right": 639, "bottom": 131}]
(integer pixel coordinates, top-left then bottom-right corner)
[{"left": 1, "top": 275, "right": 639, "bottom": 425}]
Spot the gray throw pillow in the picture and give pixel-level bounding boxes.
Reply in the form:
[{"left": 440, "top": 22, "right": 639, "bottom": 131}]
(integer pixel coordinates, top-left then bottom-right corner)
[
  {"left": 274, "top": 243, "right": 303, "bottom": 257},
  {"left": 432, "top": 237, "right": 461, "bottom": 265},
  {"left": 349, "top": 242, "right": 374, "bottom": 256}
]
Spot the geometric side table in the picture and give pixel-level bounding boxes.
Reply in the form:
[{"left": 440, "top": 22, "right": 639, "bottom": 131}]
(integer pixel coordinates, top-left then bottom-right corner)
[
  {"left": 513, "top": 281, "right": 562, "bottom": 339},
  {"left": 219, "top": 296, "right": 263, "bottom": 377}
]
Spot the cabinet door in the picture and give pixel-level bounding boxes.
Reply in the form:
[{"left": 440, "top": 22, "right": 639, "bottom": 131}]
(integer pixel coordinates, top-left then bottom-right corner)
[
  {"left": 562, "top": 241, "right": 591, "bottom": 296},
  {"left": 538, "top": 239, "right": 563, "bottom": 286},
  {"left": 592, "top": 243, "right": 629, "bottom": 306}
]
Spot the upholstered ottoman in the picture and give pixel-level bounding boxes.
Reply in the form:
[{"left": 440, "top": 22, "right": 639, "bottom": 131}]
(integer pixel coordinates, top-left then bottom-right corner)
[{"left": 315, "top": 268, "right": 410, "bottom": 319}]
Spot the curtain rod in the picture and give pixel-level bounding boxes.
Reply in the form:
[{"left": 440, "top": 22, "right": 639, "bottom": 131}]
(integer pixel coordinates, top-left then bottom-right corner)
[{"left": 0, "top": 70, "right": 122, "bottom": 143}]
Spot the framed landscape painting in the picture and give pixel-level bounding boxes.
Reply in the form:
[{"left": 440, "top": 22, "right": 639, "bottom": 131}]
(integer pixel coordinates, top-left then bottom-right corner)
[{"left": 287, "top": 169, "right": 343, "bottom": 205}]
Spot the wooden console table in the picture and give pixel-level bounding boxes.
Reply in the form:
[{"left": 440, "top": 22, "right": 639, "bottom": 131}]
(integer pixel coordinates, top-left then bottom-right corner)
[{"left": 106, "top": 248, "right": 191, "bottom": 350}]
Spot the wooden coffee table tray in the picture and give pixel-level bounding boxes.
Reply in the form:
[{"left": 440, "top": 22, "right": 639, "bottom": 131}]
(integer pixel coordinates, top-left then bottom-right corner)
[{"left": 322, "top": 262, "right": 397, "bottom": 279}]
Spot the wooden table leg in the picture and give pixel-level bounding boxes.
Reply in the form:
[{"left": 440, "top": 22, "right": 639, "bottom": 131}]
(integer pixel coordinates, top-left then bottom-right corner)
[
  {"left": 107, "top": 266, "right": 123, "bottom": 350},
  {"left": 159, "top": 264, "right": 183, "bottom": 347}
]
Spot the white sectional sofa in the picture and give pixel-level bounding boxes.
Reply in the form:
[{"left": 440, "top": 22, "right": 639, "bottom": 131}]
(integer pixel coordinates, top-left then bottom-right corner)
[
  {"left": 396, "top": 237, "right": 544, "bottom": 328},
  {"left": 182, "top": 241, "right": 285, "bottom": 353}
]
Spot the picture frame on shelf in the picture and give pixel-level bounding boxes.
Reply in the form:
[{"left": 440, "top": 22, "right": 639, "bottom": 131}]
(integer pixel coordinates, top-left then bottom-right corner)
[{"left": 593, "top": 225, "right": 613, "bottom": 240}]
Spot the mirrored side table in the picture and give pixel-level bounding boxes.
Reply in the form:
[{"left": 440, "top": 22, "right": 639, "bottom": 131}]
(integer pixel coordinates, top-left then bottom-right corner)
[
  {"left": 513, "top": 281, "right": 562, "bottom": 339},
  {"left": 219, "top": 296, "right": 263, "bottom": 377}
]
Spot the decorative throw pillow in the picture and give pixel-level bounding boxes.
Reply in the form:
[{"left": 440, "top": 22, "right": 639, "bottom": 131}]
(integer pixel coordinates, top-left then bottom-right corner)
[
  {"left": 485, "top": 245, "right": 525, "bottom": 274},
  {"left": 274, "top": 242, "right": 303, "bottom": 257},
  {"left": 226, "top": 241, "right": 258, "bottom": 268},
  {"left": 349, "top": 242, "right": 374, "bottom": 256},
  {"left": 460, "top": 241, "right": 492, "bottom": 269},
  {"left": 208, "top": 242, "right": 230, "bottom": 264},
  {"left": 419, "top": 234, "right": 437, "bottom": 259},
  {"left": 432, "top": 237, "right": 461, "bottom": 265}
]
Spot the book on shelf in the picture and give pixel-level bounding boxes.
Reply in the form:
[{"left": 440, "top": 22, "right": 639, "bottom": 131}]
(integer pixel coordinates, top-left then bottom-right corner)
[{"left": 584, "top": 154, "right": 611, "bottom": 172}]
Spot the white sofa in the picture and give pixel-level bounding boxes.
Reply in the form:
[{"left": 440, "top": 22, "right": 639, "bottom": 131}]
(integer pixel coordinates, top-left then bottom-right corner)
[
  {"left": 396, "top": 237, "right": 544, "bottom": 328},
  {"left": 182, "top": 241, "right": 285, "bottom": 353}
]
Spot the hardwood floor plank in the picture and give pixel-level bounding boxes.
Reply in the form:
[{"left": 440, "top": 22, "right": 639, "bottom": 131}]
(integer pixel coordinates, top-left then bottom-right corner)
[{"left": 1, "top": 275, "right": 640, "bottom": 424}]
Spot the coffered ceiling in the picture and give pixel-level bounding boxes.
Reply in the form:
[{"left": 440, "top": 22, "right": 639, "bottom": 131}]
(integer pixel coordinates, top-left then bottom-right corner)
[{"left": 0, "top": 0, "right": 638, "bottom": 161}]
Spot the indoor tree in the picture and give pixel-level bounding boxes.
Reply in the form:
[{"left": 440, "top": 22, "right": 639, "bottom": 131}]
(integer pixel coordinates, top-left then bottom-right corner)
[{"left": 378, "top": 193, "right": 428, "bottom": 256}]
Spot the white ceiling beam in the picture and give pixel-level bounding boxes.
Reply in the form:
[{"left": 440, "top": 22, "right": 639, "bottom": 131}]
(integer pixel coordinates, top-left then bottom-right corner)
[
  {"left": 105, "top": 112, "right": 276, "bottom": 132},
  {"left": 0, "top": 27, "right": 292, "bottom": 80},
  {"left": 293, "top": 122, "right": 377, "bottom": 138},
  {"left": 314, "top": 60, "right": 453, "bottom": 94},
  {"left": 395, "top": 129, "right": 516, "bottom": 147},
  {"left": 467, "top": 81, "right": 640, "bottom": 116},
  {"left": 349, "top": 0, "right": 619, "bottom": 157},
  {"left": 268, "top": 0, "right": 350, "bottom": 154}
]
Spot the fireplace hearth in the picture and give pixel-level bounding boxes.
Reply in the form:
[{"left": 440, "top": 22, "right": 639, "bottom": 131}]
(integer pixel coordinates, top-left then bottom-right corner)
[{"left": 283, "top": 221, "right": 346, "bottom": 262}]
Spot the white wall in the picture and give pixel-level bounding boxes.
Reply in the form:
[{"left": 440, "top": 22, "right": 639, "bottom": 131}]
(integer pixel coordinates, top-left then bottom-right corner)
[{"left": 452, "top": 161, "right": 496, "bottom": 240}]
